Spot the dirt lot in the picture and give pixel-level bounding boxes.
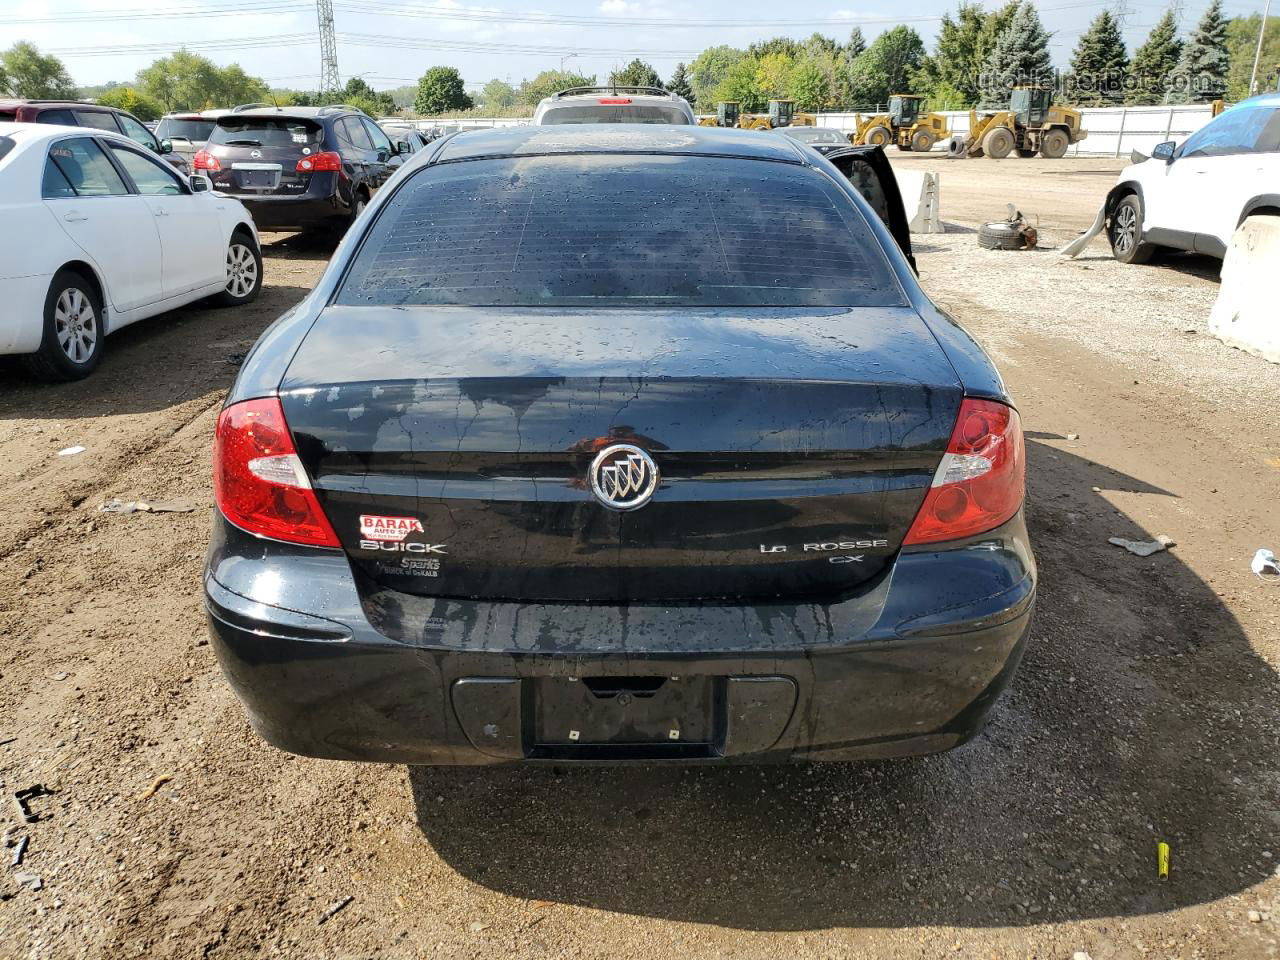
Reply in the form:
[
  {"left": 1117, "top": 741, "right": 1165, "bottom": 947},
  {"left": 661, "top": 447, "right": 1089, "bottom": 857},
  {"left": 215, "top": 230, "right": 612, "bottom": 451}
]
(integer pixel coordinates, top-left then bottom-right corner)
[{"left": 0, "top": 155, "right": 1277, "bottom": 960}]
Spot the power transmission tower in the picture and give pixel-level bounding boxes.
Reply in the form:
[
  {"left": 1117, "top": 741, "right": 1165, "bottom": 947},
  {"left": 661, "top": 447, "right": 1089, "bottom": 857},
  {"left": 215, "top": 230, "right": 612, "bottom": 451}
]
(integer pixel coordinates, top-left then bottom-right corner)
[
  {"left": 1111, "top": 0, "right": 1131, "bottom": 30},
  {"left": 316, "top": 0, "right": 340, "bottom": 97}
]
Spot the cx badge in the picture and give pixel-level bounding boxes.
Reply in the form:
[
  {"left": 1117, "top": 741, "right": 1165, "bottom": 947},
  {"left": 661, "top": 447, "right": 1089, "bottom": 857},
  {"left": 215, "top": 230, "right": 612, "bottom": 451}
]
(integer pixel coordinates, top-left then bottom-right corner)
[{"left": 589, "top": 444, "right": 659, "bottom": 511}]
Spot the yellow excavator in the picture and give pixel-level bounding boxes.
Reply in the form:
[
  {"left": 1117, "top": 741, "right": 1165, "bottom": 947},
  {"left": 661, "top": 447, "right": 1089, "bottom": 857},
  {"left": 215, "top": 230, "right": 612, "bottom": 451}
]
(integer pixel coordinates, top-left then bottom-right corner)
[
  {"left": 852, "top": 94, "right": 950, "bottom": 152},
  {"left": 949, "top": 86, "right": 1087, "bottom": 159},
  {"left": 699, "top": 99, "right": 816, "bottom": 129}
]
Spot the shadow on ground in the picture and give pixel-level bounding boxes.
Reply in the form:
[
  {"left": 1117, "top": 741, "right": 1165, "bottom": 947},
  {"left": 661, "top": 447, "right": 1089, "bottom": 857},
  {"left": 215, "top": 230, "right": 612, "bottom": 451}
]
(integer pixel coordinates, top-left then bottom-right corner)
[{"left": 409, "top": 438, "right": 1278, "bottom": 930}]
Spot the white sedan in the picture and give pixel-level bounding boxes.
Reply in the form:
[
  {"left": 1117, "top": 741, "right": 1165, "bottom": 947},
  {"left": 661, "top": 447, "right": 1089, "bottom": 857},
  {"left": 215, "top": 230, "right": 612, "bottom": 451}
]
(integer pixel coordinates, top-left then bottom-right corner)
[{"left": 0, "top": 122, "right": 262, "bottom": 381}]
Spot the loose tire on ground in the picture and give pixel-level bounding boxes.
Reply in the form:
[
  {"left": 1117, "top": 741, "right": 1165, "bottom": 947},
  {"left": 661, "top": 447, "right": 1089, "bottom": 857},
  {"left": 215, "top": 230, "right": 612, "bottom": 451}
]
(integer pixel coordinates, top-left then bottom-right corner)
[
  {"left": 1040, "top": 128, "right": 1069, "bottom": 159},
  {"left": 214, "top": 231, "right": 263, "bottom": 307},
  {"left": 978, "top": 221, "right": 1029, "bottom": 250},
  {"left": 24, "top": 268, "right": 105, "bottom": 382},
  {"left": 1108, "top": 194, "right": 1156, "bottom": 264},
  {"left": 982, "top": 126, "right": 1015, "bottom": 159},
  {"left": 865, "top": 126, "right": 892, "bottom": 147},
  {"left": 946, "top": 135, "right": 968, "bottom": 158},
  {"left": 911, "top": 129, "right": 936, "bottom": 153}
]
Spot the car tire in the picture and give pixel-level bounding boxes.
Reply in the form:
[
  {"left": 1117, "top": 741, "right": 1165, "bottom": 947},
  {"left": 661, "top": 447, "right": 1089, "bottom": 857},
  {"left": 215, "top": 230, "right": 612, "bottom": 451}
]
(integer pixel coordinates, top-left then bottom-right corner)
[
  {"left": 1109, "top": 194, "right": 1156, "bottom": 264},
  {"left": 23, "top": 269, "right": 105, "bottom": 382},
  {"left": 1039, "top": 129, "right": 1070, "bottom": 159},
  {"left": 214, "top": 231, "right": 263, "bottom": 307},
  {"left": 910, "top": 130, "right": 936, "bottom": 153},
  {"left": 349, "top": 191, "right": 368, "bottom": 228},
  {"left": 982, "top": 126, "right": 1015, "bottom": 159},
  {"left": 946, "top": 135, "right": 969, "bottom": 158},
  {"left": 978, "top": 221, "right": 1030, "bottom": 250},
  {"left": 865, "top": 126, "right": 892, "bottom": 147}
]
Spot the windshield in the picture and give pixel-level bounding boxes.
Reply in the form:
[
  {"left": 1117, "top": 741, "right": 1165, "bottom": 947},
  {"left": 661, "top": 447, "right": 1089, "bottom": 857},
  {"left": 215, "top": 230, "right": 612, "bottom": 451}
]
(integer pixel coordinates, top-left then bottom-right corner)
[
  {"left": 337, "top": 153, "right": 902, "bottom": 308},
  {"left": 157, "top": 118, "right": 216, "bottom": 142},
  {"left": 209, "top": 117, "right": 323, "bottom": 148},
  {"left": 540, "top": 104, "right": 690, "bottom": 125}
]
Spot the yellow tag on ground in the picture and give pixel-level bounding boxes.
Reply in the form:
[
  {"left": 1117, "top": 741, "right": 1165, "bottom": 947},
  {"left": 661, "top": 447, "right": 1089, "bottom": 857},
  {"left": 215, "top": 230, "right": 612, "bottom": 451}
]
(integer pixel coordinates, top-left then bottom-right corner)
[{"left": 1158, "top": 841, "right": 1170, "bottom": 880}]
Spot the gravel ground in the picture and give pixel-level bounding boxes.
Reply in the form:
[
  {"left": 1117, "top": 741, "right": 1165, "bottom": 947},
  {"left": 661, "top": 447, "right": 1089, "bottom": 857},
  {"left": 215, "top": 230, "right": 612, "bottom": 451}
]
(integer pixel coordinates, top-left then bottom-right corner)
[{"left": 0, "top": 155, "right": 1276, "bottom": 960}]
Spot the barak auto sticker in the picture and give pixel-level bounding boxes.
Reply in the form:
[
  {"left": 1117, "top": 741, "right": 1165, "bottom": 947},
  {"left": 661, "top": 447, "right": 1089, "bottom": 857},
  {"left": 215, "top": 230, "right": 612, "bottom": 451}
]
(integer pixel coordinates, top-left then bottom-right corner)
[{"left": 359, "top": 515, "right": 425, "bottom": 542}]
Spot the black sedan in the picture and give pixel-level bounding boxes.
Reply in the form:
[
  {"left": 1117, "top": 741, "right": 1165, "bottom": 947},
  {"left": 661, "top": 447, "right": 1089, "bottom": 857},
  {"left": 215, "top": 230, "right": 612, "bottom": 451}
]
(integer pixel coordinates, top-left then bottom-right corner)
[
  {"left": 206, "top": 125, "right": 1035, "bottom": 765},
  {"left": 779, "top": 125, "right": 855, "bottom": 155}
]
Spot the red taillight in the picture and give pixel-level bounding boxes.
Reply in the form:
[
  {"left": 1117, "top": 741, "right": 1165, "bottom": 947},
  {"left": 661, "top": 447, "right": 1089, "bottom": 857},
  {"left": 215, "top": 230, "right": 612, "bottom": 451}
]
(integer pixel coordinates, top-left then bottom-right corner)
[
  {"left": 193, "top": 149, "right": 220, "bottom": 171},
  {"left": 598, "top": 97, "right": 632, "bottom": 104},
  {"left": 903, "top": 398, "right": 1025, "bottom": 546},
  {"left": 296, "top": 151, "right": 342, "bottom": 172},
  {"left": 213, "top": 398, "right": 340, "bottom": 548}
]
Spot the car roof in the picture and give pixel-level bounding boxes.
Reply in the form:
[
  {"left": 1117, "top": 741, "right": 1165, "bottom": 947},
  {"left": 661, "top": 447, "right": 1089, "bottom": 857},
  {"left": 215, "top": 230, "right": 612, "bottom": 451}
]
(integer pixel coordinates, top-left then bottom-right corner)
[
  {"left": 1238, "top": 91, "right": 1280, "bottom": 108},
  {"left": 221, "top": 106, "right": 358, "bottom": 120},
  {"left": 0, "top": 99, "right": 115, "bottom": 111},
  {"left": 433, "top": 124, "right": 807, "bottom": 164},
  {"left": 0, "top": 120, "right": 137, "bottom": 146}
]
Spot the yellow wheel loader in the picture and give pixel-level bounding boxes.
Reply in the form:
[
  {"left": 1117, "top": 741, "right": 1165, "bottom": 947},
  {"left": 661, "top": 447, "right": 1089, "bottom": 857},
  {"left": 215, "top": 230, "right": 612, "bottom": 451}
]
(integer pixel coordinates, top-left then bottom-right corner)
[
  {"left": 852, "top": 94, "right": 950, "bottom": 152},
  {"left": 736, "top": 99, "right": 817, "bottom": 130},
  {"left": 949, "top": 86, "right": 1087, "bottom": 159},
  {"left": 698, "top": 101, "right": 741, "bottom": 127}
]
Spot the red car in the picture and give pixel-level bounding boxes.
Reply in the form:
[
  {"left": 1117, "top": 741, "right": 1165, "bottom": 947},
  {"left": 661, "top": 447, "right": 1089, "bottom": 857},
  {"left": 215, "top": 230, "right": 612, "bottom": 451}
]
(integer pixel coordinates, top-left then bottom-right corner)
[{"left": 0, "top": 99, "right": 189, "bottom": 175}]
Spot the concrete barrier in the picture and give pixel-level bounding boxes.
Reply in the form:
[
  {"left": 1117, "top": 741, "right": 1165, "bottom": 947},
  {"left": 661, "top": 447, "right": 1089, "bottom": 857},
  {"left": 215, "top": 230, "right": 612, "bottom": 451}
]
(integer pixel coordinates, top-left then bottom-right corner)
[
  {"left": 895, "top": 170, "right": 944, "bottom": 234},
  {"left": 1209, "top": 215, "right": 1280, "bottom": 364}
]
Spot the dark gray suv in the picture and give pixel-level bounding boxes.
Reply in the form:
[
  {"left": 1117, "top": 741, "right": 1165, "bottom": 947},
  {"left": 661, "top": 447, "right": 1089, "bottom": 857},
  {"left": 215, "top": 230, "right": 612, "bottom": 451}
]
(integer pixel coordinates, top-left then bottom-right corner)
[{"left": 195, "top": 105, "right": 411, "bottom": 233}]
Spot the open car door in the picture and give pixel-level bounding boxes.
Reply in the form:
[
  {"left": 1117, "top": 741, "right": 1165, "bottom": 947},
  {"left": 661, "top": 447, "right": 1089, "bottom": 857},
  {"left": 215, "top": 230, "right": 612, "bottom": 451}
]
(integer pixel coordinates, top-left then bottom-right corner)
[{"left": 823, "top": 145, "right": 916, "bottom": 273}]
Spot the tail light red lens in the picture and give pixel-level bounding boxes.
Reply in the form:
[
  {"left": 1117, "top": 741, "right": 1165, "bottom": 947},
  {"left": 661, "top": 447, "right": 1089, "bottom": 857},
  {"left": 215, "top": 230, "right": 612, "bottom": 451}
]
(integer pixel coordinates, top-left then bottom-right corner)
[
  {"left": 903, "top": 398, "right": 1025, "bottom": 546},
  {"left": 213, "top": 398, "right": 340, "bottom": 548},
  {"left": 296, "top": 151, "right": 342, "bottom": 172},
  {"left": 598, "top": 97, "right": 632, "bottom": 104},
  {"left": 193, "top": 149, "right": 220, "bottom": 171}
]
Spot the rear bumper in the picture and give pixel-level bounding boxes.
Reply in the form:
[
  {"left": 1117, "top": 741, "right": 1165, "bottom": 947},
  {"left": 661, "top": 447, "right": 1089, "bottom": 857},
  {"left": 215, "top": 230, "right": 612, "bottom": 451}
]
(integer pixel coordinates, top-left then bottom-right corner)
[
  {"left": 233, "top": 193, "right": 347, "bottom": 231},
  {"left": 205, "top": 513, "right": 1035, "bottom": 764}
]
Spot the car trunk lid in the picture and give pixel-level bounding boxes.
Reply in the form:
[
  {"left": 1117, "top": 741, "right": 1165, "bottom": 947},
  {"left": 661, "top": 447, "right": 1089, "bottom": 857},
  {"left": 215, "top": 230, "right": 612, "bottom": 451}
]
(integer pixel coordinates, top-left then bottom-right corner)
[
  {"left": 204, "top": 116, "right": 324, "bottom": 196},
  {"left": 279, "top": 305, "right": 962, "bottom": 603}
]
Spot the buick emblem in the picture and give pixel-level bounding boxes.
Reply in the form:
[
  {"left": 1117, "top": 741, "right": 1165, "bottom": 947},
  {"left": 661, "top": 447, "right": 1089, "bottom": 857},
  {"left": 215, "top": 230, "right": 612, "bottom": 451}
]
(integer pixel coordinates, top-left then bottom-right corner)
[
  {"left": 589, "top": 444, "right": 659, "bottom": 511},
  {"left": 250, "top": 149, "right": 262, "bottom": 159}
]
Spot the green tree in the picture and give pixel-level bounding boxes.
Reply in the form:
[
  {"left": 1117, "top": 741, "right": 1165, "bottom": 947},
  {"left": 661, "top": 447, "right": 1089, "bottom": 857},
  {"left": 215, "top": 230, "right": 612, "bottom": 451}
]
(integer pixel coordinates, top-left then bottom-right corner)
[
  {"left": 667, "top": 62, "right": 693, "bottom": 102},
  {"left": 414, "top": 66, "right": 473, "bottom": 114},
  {"left": 136, "top": 49, "right": 266, "bottom": 111},
  {"left": 787, "top": 58, "right": 833, "bottom": 110},
  {"left": 1226, "top": 13, "right": 1280, "bottom": 100},
  {"left": 96, "top": 87, "right": 163, "bottom": 121},
  {"left": 804, "top": 32, "right": 841, "bottom": 60},
  {"left": 981, "top": 1, "right": 1053, "bottom": 107},
  {"left": 1169, "top": 0, "right": 1229, "bottom": 102},
  {"left": 480, "top": 78, "right": 516, "bottom": 110},
  {"left": 517, "top": 69, "right": 596, "bottom": 105},
  {"left": 688, "top": 45, "right": 746, "bottom": 111},
  {"left": 0, "top": 42, "right": 76, "bottom": 98},
  {"left": 609, "top": 58, "right": 661, "bottom": 88},
  {"left": 754, "top": 51, "right": 796, "bottom": 100},
  {"left": 715, "top": 56, "right": 764, "bottom": 111},
  {"left": 913, "top": 3, "right": 991, "bottom": 107},
  {"left": 849, "top": 25, "right": 926, "bottom": 107},
  {"left": 834, "top": 28, "right": 868, "bottom": 107},
  {"left": 1068, "top": 11, "right": 1128, "bottom": 105},
  {"left": 342, "top": 76, "right": 396, "bottom": 116},
  {"left": 1128, "top": 10, "right": 1183, "bottom": 104},
  {"left": 748, "top": 37, "right": 803, "bottom": 59}
]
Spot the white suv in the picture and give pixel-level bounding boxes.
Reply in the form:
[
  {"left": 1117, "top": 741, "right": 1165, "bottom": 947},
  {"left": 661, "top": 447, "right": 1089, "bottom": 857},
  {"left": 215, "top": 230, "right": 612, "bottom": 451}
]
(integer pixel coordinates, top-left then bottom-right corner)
[
  {"left": 533, "top": 86, "right": 695, "bottom": 125},
  {"left": 1107, "top": 92, "right": 1280, "bottom": 264}
]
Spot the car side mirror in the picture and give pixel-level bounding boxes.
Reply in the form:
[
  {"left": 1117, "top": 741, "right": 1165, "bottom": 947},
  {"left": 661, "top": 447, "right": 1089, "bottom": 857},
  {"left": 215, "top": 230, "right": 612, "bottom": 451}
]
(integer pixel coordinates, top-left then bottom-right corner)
[
  {"left": 1152, "top": 140, "right": 1176, "bottom": 163},
  {"left": 188, "top": 174, "right": 213, "bottom": 193},
  {"left": 396, "top": 140, "right": 411, "bottom": 155},
  {"left": 159, "top": 138, "right": 174, "bottom": 155},
  {"left": 376, "top": 148, "right": 390, "bottom": 162}
]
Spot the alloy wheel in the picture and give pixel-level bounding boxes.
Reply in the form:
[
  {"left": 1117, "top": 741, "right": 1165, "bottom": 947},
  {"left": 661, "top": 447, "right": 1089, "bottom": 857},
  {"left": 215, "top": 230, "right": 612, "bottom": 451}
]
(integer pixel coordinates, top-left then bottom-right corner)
[
  {"left": 1113, "top": 205, "right": 1136, "bottom": 255},
  {"left": 54, "top": 287, "right": 98, "bottom": 364},
  {"left": 225, "top": 243, "right": 258, "bottom": 299}
]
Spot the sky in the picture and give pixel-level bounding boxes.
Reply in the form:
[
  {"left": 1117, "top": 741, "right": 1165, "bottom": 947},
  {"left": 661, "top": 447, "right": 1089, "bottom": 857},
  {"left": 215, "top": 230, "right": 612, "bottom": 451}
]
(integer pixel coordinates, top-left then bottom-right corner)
[{"left": 7, "top": 0, "right": 1270, "bottom": 93}]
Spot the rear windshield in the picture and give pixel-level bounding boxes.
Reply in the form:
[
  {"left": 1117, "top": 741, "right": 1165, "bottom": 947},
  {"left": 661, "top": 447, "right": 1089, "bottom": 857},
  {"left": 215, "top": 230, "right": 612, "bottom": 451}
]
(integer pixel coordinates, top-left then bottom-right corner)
[
  {"left": 157, "top": 118, "right": 216, "bottom": 142},
  {"left": 209, "top": 117, "right": 322, "bottom": 148},
  {"left": 336, "top": 154, "right": 903, "bottom": 308},
  {"left": 540, "top": 104, "right": 689, "bottom": 125},
  {"left": 0, "top": 135, "right": 14, "bottom": 163}
]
